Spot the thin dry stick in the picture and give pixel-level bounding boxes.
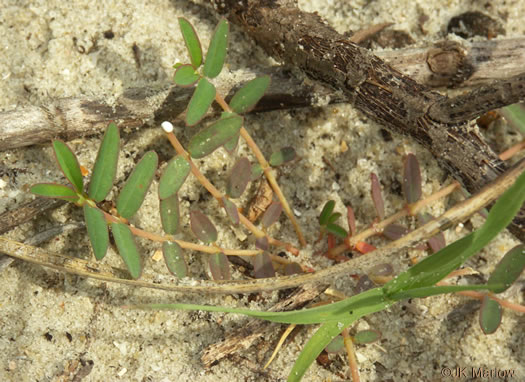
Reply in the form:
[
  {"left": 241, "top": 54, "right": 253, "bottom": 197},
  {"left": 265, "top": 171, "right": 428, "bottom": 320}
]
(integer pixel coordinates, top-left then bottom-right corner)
[
  {"left": 214, "top": 93, "right": 306, "bottom": 247},
  {"left": 161, "top": 122, "right": 299, "bottom": 254},
  {"left": 342, "top": 328, "right": 360, "bottom": 382},
  {"left": 1, "top": 159, "right": 523, "bottom": 294}
]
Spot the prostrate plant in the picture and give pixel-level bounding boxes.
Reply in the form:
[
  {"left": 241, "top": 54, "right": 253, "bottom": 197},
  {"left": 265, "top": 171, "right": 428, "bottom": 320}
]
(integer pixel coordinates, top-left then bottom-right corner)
[
  {"left": 26, "top": 17, "right": 525, "bottom": 382},
  {"left": 30, "top": 18, "right": 303, "bottom": 281}
]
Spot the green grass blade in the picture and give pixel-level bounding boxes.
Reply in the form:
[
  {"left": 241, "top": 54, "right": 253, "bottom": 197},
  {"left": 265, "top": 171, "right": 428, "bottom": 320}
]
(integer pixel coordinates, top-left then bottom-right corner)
[
  {"left": 487, "top": 245, "right": 525, "bottom": 293},
  {"left": 319, "top": 200, "right": 335, "bottom": 226},
  {"left": 203, "top": 18, "right": 228, "bottom": 78},
  {"left": 384, "top": 168, "right": 525, "bottom": 297},
  {"left": 111, "top": 222, "right": 142, "bottom": 279},
  {"left": 160, "top": 194, "right": 180, "bottom": 234},
  {"left": 387, "top": 284, "right": 503, "bottom": 300},
  {"left": 178, "top": 17, "right": 202, "bottom": 68},
  {"left": 186, "top": 78, "right": 216, "bottom": 126},
  {"left": 116, "top": 151, "right": 158, "bottom": 219},
  {"left": 52, "top": 140, "right": 83, "bottom": 193},
  {"left": 173, "top": 64, "right": 200, "bottom": 87},
  {"left": 162, "top": 241, "right": 188, "bottom": 278},
  {"left": 158, "top": 155, "right": 190, "bottom": 200},
  {"left": 88, "top": 122, "right": 120, "bottom": 202},
  {"left": 288, "top": 320, "right": 354, "bottom": 382},
  {"left": 188, "top": 115, "right": 243, "bottom": 159},
  {"left": 30, "top": 183, "right": 79, "bottom": 202},
  {"left": 131, "top": 287, "right": 392, "bottom": 325},
  {"left": 83, "top": 204, "right": 109, "bottom": 260},
  {"left": 229, "top": 76, "right": 270, "bottom": 114}
]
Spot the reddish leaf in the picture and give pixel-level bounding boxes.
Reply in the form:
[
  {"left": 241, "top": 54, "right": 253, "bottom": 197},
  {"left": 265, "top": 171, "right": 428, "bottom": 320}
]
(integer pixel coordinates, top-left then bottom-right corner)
[
  {"left": 190, "top": 210, "right": 218, "bottom": 243},
  {"left": 370, "top": 173, "right": 385, "bottom": 219},
  {"left": 222, "top": 197, "right": 239, "bottom": 226},
  {"left": 383, "top": 224, "right": 409, "bottom": 241},
  {"left": 403, "top": 153, "right": 422, "bottom": 204},
  {"left": 261, "top": 201, "right": 282, "bottom": 228},
  {"left": 253, "top": 253, "right": 275, "bottom": 279},
  {"left": 346, "top": 205, "right": 356, "bottom": 236},
  {"left": 209, "top": 252, "right": 230, "bottom": 280},
  {"left": 226, "top": 157, "right": 251, "bottom": 198}
]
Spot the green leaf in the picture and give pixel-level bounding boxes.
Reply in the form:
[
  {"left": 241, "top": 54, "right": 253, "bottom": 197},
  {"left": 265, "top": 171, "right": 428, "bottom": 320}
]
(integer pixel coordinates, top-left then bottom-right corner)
[
  {"left": 158, "top": 155, "right": 190, "bottom": 200},
  {"left": 178, "top": 17, "right": 202, "bottom": 68},
  {"left": 222, "top": 197, "right": 239, "bottom": 226},
  {"left": 479, "top": 296, "right": 502, "bottom": 334},
  {"left": 250, "top": 163, "right": 263, "bottom": 181},
  {"left": 186, "top": 78, "right": 216, "bottom": 126},
  {"left": 229, "top": 76, "right": 271, "bottom": 114},
  {"left": 325, "top": 223, "right": 348, "bottom": 239},
  {"left": 226, "top": 157, "right": 251, "bottom": 198},
  {"left": 52, "top": 140, "right": 84, "bottom": 193},
  {"left": 116, "top": 151, "right": 158, "bottom": 219},
  {"left": 30, "top": 183, "right": 80, "bottom": 202},
  {"left": 353, "top": 329, "right": 381, "bottom": 344},
  {"left": 188, "top": 115, "right": 243, "bottom": 159},
  {"left": 173, "top": 64, "right": 200, "bottom": 87},
  {"left": 487, "top": 245, "right": 525, "bottom": 293},
  {"left": 326, "top": 212, "right": 342, "bottom": 225},
  {"left": 111, "top": 222, "right": 142, "bottom": 279},
  {"left": 190, "top": 210, "right": 218, "bottom": 243},
  {"left": 209, "top": 252, "right": 230, "bottom": 280},
  {"left": 203, "top": 18, "right": 229, "bottom": 78},
  {"left": 384, "top": 168, "right": 525, "bottom": 297},
  {"left": 83, "top": 204, "right": 109, "bottom": 260},
  {"left": 162, "top": 241, "right": 188, "bottom": 278},
  {"left": 88, "top": 122, "right": 120, "bottom": 202},
  {"left": 223, "top": 132, "right": 240, "bottom": 154},
  {"left": 160, "top": 194, "right": 180, "bottom": 235},
  {"left": 269, "top": 146, "right": 296, "bottom": 167},
  {"left": 319, "top": 200, "right": 335, "bottom": 226},
  {"left": 324, "top": 335, "right": 344, "bottom": 353}
]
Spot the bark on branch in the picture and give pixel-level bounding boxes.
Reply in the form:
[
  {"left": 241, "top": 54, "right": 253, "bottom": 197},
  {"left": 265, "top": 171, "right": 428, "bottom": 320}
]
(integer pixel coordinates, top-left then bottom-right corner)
[{"left": 211, "top": 0, "right": 525, "bottom": 242}]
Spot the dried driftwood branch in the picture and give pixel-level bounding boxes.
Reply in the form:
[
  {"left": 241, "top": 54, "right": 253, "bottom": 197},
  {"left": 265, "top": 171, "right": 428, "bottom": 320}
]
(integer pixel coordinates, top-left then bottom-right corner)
[
  {"left": 1, "top": 37, "right": 524, "bottom": 151},
  {"left": 211, "top": 0, "right": 525, "bottom": 242}
]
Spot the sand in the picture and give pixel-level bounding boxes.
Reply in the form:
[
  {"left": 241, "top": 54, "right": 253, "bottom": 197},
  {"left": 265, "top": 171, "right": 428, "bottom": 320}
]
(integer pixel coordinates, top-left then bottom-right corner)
[{"left": 1, "top": 0, "right": 524, "bottom": 381}]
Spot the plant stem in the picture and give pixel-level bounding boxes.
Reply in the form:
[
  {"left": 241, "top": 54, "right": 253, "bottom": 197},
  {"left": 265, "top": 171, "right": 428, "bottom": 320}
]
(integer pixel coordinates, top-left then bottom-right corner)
[
  {"left": 327, "top": 181, "right": 460, "bottom": 258},
  {"left": 214, "top": 92, "right": 307, "bottom": 247},
  {"left": 100, "top": 209, "right": 261, "bottom": 256},
  {"left": 163, "top": 128, "right": 299, "bottom": 255},
  {"left": 342, "top": 328, "right": 360, "bottom": 382}
]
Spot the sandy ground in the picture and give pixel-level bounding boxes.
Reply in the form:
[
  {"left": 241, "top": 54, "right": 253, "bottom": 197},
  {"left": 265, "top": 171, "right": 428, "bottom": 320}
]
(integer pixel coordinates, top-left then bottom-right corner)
[{"left": 1, "top": 0, "right": 524, "bottom": 381}]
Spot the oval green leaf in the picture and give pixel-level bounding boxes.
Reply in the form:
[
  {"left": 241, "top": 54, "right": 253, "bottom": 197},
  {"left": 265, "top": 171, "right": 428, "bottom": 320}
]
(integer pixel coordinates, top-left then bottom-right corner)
[
  {"left": 190, "top": 210, "right": 218, "bottom": 243},
  {"left": 229, "top": 76, "right": 271, "bottom": 114},
  {"left": 223, "top": 132, "right": 239, "bottom": 154},
  {"left": 319, "top": 200, "right": 335, "bottom": 226},
  {"left": 325, "top": 223, "right": 348, "bottom": 239},
  {"left": 209, "top": 252, "right": 230, "bottom": 280},
  {"left": 222, "top": 197, "right": 239, "bottom": 226},
  {"left": 173, "top": 64, "right": 200, "bottom": 87},
  {"left": 162, "top": 241, "right": 188, "bottom": 278},
  {"left": 116, "top": 151, "right": 158, "bottom": 219},
  {"left": 226, "top": 157, "right": 251, "bottom": 198},
  {"left": 111, "top": 222, "right": 142, "bottom": 279},
  {"left": 479, "top": 296, "right": 502, "bottom": 335},
  {"left": 178, "top": 17, "right": 202, "bottom": 68},
  {"left": 269, "top": 146, "right": 296, "bottom": 167},
  {"left": 83, "top": 204, "right": 109, "bottom": 260},
  {"left": 186, "top": 78, "right": 216, "bottom": 126},
  {"left": 160, "top": 194, "right": 180, "bottom": 234},
  {"left": 487, "top": 245, "right": 525, "bottom": 293},
  {"left": 188, "top": 115, "right": 243, "bottom": 159},
  {"left": 324, "top": 335, "right": 344, "bottom": 354},
  {"left": 30, "top": 183, "right": 79, "bottom": 202},
  {"left": 52, "top": 140, "right": 83, "bottom": 193},
  {"left": 88, "top": 122, "right": 120, "bottom": 202},
  {"left": 158, "top": 155, "right": 190, "bottom": 200},
  {"left": 203, "top": 18, "right": 229, "bottom": 78},
  {"left": 353, "top": 329, "right": 381, "bottom": 344},
  {"left": 403, "top": 153, "right": 422, "bottom": 204}
]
